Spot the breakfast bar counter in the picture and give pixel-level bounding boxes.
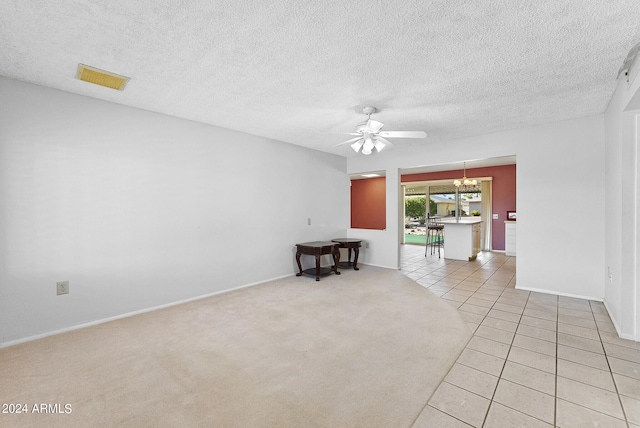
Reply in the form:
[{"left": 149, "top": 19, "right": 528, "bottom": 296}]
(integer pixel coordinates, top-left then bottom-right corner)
[{"left": 438, "top": 218, "right": 483, "bottom": 261}]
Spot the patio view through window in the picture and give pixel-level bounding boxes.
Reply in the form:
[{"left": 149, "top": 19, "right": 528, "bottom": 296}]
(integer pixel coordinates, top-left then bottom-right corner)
[{"left": 404, "top": 185, "right": 482, "bottom": 245}]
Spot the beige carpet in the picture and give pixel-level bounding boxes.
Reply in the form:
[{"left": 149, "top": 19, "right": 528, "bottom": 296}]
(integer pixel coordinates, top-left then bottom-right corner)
[{"left": 0, "top": 266, "right": 471, "bottom": 427}]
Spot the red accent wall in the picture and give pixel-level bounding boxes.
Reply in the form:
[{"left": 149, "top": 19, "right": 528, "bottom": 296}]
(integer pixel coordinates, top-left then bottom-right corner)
[
  {"left": 402, "top": 164, "right": 516, "bottom": 250},
  {"left": 351, "top": 177, "right": 386, "bottom": 229}
]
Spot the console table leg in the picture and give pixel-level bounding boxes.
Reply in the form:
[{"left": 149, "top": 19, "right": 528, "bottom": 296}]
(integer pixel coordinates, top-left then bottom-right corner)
[
  {"left": 295, "top": 251, "right": 303, "bottom": 276},
  {"left": 332, "top": 250, "right": 341, "bottom": 275},
  {"left": 353, "top": 247, "right": 360, "bottom": 270},
  {"left": 315, "top": 255, "right": 321, "bottom": 281}
]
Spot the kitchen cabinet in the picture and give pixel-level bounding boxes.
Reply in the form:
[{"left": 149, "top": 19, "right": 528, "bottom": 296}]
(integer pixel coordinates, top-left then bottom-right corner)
[
  {"left": 440, "top": 219, "right": 483, "bottom": 261},
  {"left": 505, "top": 221, "right": 516, "bottom": 256}
]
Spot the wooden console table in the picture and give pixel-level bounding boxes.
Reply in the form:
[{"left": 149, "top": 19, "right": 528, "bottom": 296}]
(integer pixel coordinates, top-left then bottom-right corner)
[
  {"left": 295, "top": 241, "right": 341, "bottom": 281},
  {"left": 331, "top": 238, "right": 362, "bottom": 270}
]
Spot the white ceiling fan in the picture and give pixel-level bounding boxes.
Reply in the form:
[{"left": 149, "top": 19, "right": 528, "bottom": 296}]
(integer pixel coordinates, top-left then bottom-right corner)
[{"left": 335, "top": 106, "right": 427, "bottom": 155}]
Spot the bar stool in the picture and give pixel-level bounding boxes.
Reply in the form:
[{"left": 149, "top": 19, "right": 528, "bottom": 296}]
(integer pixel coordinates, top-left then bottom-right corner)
[{"left": 425, "top": 214, "right": 444, "bottom": 258}]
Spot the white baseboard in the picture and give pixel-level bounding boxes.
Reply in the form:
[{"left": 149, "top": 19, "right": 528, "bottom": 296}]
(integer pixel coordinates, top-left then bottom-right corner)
[
  {"left": 0, "top": 273, "right": 295, "bottom": 349},
  {"left": 361, "top": 262, "right": 398, "bottom": 270},
  {"left": 515, "top": 285, "right": 603, "bottom": 302},
  {"left": 516, "top": 286, "right": 640, "bottom": 342},
  {"left": 602, "top": 300, "right": 638, "bottom": 342}
]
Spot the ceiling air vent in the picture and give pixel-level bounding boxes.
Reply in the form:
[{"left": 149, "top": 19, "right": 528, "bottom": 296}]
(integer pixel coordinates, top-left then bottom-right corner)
[{"left": 76, "top": 64, "right": 129, "bottom": 91}]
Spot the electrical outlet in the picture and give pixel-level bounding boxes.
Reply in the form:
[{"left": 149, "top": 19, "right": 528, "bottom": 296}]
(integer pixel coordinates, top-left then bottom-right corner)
[
  {"left": 364, "top": 241, "right": 370, "bottom": 249},
  {"left": 56, "top": 280, "right": 69, "bottom": 296}
]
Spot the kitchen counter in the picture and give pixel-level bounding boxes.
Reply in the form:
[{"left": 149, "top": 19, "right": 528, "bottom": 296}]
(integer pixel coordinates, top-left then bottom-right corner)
[
  {"left": 439, "top": 218, "right": 483, "bottom": 261},
  {"left": 438, "top": 218, "right": 483, "bottom": 225}
]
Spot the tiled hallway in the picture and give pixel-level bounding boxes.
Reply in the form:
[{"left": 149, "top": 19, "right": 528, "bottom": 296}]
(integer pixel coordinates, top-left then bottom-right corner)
[{"left": 400, "top": 244, "right": 640, "bottom": 427}]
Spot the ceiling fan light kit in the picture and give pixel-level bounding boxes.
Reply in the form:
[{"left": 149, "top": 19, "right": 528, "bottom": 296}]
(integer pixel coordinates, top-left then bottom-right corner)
[
  {"left": 335, "top": 106, "right": 427, "bottom": 155},
  {"left": 351, "top": 140, "right": 364, "bottom": 152}
]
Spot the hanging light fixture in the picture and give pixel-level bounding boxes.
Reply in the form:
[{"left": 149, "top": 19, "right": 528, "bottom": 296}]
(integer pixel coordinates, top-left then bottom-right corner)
[
  {"left": 361, "top": 136, "right": 375, "bottom": 155},
  {"left": 453, "top": 161, "right": 479, "bottom": 221},
  {"left": 335, "top": 105, "right": 427, "bottom": 155},
  {"left": 354, "top": 133, "right": 385, "bottom": 155},
  {"left": 453, "top": 162, "right": 477, "bottom": 189},
  {"left": 350, "top": 134, "right": 385, "bottom": 155}
]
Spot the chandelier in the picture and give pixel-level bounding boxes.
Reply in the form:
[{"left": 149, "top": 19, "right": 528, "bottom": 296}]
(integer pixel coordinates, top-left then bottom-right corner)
[{"left": 453, "top": 162, "right": 478, "bottom": 191}]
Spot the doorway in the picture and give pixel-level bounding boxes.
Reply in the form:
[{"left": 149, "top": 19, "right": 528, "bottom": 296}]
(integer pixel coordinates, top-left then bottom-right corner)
[
  {"left": 402, "top": 178, "right": 493, "bottom": 251},
  {"left": 403, "top": 184, "right": 427, "bottom": 245}
]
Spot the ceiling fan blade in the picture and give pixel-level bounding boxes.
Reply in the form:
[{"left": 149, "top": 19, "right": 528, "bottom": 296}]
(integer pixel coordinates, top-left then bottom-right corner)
[
  {"left": 334, "top": 136, "right": 363, "bottom": 147},
  {"left": 376, "top": 136, "right": 394, "bottom": 147},
  {"left": 379, "top": 131, "right": 427, "bottom": 139},
  {"left": 366, "top": 119, "right": 384, "bottom": 133}
]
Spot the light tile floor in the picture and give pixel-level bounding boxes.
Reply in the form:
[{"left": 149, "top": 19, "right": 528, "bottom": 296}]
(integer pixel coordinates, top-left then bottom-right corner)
[{"left": 400, "top": 244, "right": 640, "bottom": 428}]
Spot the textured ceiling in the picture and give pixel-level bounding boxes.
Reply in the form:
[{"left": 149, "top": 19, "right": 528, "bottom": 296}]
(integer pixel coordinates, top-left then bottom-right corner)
[{"left": 1, "top": 1, "right": 639, "bottom": 157}]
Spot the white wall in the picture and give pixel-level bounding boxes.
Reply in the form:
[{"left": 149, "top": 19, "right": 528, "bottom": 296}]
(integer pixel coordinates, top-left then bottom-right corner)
[
  {"left": 0, "top": 77, "right": 349, "bottom": 346},
  {"left": 347, "top": 116, "right": 607, "bottom": 304},
  {"left": 347, "top": 169, "right": 401, "bottom": 269},
  {"left": 604, "top": 62, "right": 640, "bottom": 341}
]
